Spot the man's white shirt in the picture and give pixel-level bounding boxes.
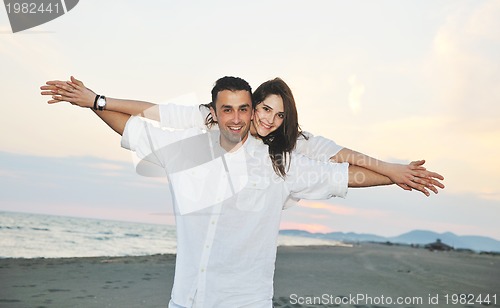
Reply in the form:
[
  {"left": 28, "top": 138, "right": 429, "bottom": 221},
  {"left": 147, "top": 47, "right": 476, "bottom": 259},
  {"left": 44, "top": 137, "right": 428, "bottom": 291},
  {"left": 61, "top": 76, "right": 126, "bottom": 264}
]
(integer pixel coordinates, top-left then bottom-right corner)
[{"left": 121, "top": 113, "right": 348, "bottom": 308}]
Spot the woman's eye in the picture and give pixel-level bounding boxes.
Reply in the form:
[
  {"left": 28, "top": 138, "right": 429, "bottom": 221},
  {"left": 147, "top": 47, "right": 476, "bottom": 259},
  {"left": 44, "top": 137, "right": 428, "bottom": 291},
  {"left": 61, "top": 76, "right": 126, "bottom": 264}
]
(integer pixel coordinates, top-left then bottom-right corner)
[
  {"left": 263, "top": 107, "right": 270, "bottom": 112},
  {"left": 278, "top": 114, "right": 285, "bottom": 119}
]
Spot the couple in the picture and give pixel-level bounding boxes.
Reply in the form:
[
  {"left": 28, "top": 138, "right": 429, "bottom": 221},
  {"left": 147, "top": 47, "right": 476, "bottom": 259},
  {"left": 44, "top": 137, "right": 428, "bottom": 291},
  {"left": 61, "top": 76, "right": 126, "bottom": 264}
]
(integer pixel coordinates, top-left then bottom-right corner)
[{"left": 41, "top": 76, "right": 444, "bottom": 308}]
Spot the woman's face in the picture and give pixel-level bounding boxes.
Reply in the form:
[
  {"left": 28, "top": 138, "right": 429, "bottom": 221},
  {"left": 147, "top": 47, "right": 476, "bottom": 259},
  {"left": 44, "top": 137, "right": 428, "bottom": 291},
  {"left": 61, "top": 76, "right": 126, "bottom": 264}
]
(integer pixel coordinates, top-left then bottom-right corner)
[{"left": 253, "top": 94, "right": 285, "bottom": 137}]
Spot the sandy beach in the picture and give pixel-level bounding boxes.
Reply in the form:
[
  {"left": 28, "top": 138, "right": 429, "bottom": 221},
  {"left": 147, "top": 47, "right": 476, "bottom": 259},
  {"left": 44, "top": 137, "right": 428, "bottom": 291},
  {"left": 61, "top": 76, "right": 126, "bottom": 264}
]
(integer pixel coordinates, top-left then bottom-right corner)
[{"left": 1, "top": 243, "right": 498, "bottom": 308}]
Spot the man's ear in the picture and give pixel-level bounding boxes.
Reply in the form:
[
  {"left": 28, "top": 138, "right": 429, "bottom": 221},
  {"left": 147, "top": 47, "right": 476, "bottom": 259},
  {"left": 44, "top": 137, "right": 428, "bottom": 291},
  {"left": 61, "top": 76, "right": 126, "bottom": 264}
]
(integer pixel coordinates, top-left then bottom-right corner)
[{"left": 209, "top": 106, "right": 217, "bottom": 122}]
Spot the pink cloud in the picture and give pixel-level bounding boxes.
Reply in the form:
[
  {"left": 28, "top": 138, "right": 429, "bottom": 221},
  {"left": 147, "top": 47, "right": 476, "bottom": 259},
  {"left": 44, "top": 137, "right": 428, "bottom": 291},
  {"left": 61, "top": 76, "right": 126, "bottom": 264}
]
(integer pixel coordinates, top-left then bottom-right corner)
[
  {"left": 298, "top": 200, "right": 387, "bottom": 218},
  {"left": 280, "top": 221, "right": 333, "bottom": 233}
]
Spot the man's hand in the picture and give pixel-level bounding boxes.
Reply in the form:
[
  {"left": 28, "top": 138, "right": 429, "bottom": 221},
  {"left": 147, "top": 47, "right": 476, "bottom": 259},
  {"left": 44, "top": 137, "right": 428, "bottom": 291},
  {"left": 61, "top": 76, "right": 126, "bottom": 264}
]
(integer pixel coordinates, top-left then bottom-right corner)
[
  {"left": 40, "top": 76, "right": 95, "bottom": 108},
  {"left": 388, "top": 160, "right": 445, "bottom": 196}
]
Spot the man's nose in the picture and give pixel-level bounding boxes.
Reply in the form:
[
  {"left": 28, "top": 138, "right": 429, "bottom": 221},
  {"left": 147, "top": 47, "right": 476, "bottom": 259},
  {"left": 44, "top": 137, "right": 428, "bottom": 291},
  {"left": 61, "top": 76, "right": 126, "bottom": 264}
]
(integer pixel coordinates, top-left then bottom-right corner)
[{"left": 232, "top": 111, "right": 242, "bottom": 124}]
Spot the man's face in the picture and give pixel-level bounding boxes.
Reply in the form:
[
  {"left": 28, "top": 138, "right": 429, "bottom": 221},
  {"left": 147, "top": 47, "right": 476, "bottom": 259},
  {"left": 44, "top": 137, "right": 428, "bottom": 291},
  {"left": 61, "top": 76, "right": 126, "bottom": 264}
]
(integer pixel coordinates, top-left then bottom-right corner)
[{"left": 210, "top": 90, "right": 253, "bottom": 151}]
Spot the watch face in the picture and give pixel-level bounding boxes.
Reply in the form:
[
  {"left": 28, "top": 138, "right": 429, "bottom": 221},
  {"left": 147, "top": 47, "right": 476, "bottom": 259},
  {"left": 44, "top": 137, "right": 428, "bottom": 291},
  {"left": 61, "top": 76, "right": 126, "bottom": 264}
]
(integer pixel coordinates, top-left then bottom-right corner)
[{"left": 98, "top": 98, "right": 106, "bottom": 106}]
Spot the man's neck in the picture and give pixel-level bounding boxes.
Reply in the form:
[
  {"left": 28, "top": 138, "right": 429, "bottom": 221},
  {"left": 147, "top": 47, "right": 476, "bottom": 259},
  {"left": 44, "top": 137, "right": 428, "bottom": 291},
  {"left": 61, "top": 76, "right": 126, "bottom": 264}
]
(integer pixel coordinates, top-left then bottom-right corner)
[{"left": 219, "top": 133, "right": 249, "bottom": 152}]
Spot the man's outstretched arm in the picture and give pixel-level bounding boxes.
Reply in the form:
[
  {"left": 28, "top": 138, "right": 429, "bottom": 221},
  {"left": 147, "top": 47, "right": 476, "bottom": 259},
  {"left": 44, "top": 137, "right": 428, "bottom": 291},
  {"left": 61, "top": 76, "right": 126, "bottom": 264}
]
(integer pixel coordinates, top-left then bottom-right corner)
[
  {"left": 41, "top": 77, "right": 148, "bottom": 135},
  {"left": 40, "top": 76, "right": 159, "bottom": 120},
  {"left": 348, "top": 165, "right": 392, "bottom": 188}
]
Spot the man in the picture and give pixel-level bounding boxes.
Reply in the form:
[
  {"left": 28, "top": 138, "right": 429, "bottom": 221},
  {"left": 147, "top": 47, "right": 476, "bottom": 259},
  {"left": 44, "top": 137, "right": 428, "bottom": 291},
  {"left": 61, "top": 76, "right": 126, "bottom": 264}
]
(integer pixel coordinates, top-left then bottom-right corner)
[{"left": 44, "top": 76, "right": 415, "bottom": 307}]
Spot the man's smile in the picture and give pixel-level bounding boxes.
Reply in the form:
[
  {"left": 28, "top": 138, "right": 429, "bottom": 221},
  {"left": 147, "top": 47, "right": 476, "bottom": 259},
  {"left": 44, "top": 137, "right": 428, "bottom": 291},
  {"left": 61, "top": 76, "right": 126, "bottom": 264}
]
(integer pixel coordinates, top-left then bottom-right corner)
[{"left": 228, "top": 126, "right": 243, "bottom": 131}]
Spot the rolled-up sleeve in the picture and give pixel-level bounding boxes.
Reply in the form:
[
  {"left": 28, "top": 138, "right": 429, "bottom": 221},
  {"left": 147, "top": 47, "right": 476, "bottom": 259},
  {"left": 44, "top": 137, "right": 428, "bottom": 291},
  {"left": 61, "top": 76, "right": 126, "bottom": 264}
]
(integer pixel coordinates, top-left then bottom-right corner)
[
  {"left": 121, "top": 116, "right": 165, "bottom": 167},
  {"left": 285, "top": 154, "right": 349, "bottom": 200},
  {"left": 121, "top": 116, "right": 143, "bottom": 152}
]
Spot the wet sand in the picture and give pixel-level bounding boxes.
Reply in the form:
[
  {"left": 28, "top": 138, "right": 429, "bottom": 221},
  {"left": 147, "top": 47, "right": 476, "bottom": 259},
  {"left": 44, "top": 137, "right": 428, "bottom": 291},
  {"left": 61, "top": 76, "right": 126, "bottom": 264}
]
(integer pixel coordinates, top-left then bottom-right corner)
[{"left": 0, "top": 244, "right": 498, "bottom": 307}]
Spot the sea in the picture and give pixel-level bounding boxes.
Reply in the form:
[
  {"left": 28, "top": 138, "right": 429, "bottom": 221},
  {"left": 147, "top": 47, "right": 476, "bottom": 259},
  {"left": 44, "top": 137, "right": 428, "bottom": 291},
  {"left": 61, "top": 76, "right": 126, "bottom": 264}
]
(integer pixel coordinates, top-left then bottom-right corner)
[{"left": 0, "top": 211, "right": 344, "bottom": 259}]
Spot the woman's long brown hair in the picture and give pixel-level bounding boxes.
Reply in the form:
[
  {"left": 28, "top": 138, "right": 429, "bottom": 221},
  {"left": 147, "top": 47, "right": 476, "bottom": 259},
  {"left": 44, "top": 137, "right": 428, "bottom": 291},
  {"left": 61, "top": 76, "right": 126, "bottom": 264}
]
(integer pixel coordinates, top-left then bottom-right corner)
[{"left": 253, "top": 78, "right": 306, "bottom": 177}]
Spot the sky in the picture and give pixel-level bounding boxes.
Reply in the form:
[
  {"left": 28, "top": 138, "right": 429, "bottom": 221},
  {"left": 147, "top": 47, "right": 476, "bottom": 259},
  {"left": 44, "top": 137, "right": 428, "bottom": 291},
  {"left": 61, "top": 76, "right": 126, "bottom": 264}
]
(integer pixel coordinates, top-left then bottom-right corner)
[{"left": 0, "top": 0, "right": 499, "bottom": 240}]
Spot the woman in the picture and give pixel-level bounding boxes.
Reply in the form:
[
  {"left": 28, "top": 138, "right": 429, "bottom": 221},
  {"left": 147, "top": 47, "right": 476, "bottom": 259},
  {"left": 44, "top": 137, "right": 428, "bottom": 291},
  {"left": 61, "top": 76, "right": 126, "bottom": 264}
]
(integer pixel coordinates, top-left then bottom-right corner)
[{"left": 40, "top": 76, "right": 444, "bottom": 195}]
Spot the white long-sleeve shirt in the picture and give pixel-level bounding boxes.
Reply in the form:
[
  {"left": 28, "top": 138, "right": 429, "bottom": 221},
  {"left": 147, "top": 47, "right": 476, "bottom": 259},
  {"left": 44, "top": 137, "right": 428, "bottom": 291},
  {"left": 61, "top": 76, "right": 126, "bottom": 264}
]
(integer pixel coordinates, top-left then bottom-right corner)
[
  {"left": 121, "top": 116, "right": 348, "bottom": 308},
  {"left": 157, "top": 103, "right": 345, "bottom": 209}
]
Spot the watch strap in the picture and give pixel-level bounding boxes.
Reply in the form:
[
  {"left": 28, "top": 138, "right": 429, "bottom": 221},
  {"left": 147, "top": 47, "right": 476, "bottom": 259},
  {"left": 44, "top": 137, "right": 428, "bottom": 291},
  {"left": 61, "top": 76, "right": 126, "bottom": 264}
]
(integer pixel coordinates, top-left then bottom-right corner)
[{"left": 93, "top": 95, "right": 100, "bottom": 110}]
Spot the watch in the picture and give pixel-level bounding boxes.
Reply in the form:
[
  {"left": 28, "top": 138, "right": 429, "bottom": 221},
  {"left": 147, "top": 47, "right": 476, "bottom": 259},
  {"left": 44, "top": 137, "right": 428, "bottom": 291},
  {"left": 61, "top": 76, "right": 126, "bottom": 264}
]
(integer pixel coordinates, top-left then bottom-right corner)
[{"left": 97, "top": 95, "right": 107, "bottom": 111}]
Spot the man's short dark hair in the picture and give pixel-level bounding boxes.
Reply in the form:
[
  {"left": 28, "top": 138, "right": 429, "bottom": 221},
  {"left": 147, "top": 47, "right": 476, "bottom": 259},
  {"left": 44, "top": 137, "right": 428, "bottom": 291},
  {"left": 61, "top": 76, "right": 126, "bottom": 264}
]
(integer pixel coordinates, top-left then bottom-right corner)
[{"left": 210, "top": 76, "right": 253, "bottom": 108}]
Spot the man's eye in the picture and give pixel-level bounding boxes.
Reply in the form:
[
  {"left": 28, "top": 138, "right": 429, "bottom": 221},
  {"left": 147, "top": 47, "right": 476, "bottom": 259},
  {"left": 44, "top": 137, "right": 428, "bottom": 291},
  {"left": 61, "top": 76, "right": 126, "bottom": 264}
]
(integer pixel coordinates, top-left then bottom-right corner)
[{"left": 223, "top": 109, "right": 231, "bottom": 113}]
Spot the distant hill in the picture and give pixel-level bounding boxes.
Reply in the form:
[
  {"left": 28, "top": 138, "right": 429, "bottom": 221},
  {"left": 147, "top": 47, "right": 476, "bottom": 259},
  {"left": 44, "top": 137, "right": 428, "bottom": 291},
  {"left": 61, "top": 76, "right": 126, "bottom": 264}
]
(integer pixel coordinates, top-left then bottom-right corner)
[{"left": 279, "top": 229, "right": 500, "bottom": 252}]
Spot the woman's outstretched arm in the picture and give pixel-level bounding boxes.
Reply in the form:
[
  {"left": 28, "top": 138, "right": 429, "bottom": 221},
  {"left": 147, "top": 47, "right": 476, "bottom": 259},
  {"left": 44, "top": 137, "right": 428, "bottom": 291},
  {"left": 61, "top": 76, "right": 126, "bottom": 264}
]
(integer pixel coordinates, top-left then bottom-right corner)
[
  {"left": 331, "top": 148, "right": 444, "bottom": 195},
  {"left": 295, "top": 133, "right": 444, "bottom": 196}
]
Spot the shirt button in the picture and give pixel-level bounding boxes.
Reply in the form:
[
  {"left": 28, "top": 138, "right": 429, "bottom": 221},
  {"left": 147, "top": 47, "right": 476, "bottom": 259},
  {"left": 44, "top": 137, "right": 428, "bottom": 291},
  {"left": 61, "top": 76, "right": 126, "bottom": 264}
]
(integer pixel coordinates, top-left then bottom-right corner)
[
  {"left": 201, "top": 268, "right": 205, "bottom": 272},
  {"left": 205, "top": 245, "right": 209, "bottom": 249},
  {"left": 211, "top": 220, "right": 215, "bottom": 225}
]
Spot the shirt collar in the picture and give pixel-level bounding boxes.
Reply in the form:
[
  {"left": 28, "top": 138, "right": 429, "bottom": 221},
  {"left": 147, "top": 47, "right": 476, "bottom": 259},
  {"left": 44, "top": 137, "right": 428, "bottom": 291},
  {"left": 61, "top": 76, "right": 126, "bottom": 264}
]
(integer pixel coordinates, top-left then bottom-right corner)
[{"left": 208, "top": 129, "right": 261, "bottom": 156}]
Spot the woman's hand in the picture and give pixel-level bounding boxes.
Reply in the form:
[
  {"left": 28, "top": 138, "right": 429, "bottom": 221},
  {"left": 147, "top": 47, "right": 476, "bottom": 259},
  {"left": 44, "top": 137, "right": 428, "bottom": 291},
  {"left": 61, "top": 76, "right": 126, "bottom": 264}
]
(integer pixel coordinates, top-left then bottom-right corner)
[
  {"left": 387, "top": 160, "right": 445, "bottom": 196},
  {"left": 40, "top": 76, "right": 96, "bottom": 108}
]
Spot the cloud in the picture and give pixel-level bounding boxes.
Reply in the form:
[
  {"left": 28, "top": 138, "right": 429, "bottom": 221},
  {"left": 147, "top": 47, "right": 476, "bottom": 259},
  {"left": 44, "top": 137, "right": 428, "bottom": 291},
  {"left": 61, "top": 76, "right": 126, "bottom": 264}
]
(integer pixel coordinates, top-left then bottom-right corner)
[
  {"left": 465, "top": 1, "right": 500, "bottom": 41},
  {"left": 3, "top": 201, "right": 176, "bottom": 226},
  {"left": 83, "top": 162, "right": 125, "bottom": 171},
  {"left": 427, "top": 1, "right": 500, "bottom": 123},
  {"left": 0, "top": 151, "right": 172, "bottom": 217},
  {"left": 478, "top": 191, "right": 500, "bottom": 202},
  {"left": 281, "top": 185, "right": 500, "bottom": 241},
  {"left": 0, "top": 29, "right": 68, "bottom": 77},
  {"left": 279, "top": 221, "right": 333, "bottom": 233},
  {"left": 297, "top": 200, "right": 388, "bottom": 219},
  {"left": 299, "top": 201, "right": 356, "bottom": 216},
  {"left": 0, "top": 169, "right": 22, "bottom": 180}
]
